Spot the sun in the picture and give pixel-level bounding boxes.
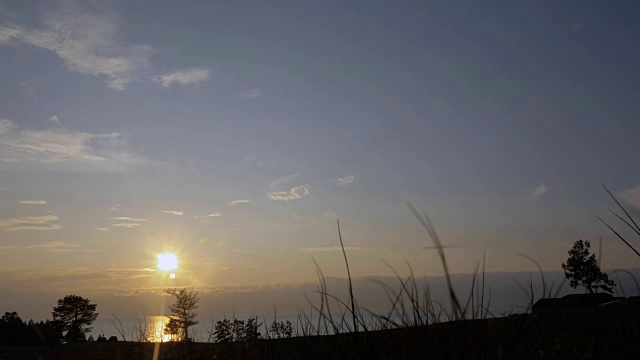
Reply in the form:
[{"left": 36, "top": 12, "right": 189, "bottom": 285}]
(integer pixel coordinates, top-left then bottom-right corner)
[{"left": 157, "top": 253, "right": 178, "bottom": 271}]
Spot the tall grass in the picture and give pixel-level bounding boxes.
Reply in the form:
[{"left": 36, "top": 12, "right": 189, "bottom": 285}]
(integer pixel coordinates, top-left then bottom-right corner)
[
  {"left": 294, "top": 184, "right": 640, "bottom": 336},
  {"left": 598, "top": 183, "right": 640, "bottom": 258},
  {"left": 298, "top": 204, "right": 500, "bottom": 336}
]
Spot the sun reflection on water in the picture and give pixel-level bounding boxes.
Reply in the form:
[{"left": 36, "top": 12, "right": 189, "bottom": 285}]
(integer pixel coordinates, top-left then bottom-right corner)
[{"left": 146, "top": 316, "right": 172, "bottom": 342}]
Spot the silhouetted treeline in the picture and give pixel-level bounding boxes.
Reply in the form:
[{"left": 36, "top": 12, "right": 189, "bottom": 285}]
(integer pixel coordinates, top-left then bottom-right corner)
[{"left": 0, "top": 311, "right": 62, "bottom": 346}]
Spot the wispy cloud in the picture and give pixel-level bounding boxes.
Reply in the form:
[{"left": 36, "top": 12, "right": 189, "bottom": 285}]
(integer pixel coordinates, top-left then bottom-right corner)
[
  {"left": 96, "top": 227, "right": 109, "bottom": 231},
  {"left": 0, "top": 241, "right": 84, "bottom": 252},
  {"left": 102, "top": 267, "right": 156, "bottom": 280},
  {"left": 19, "top": 199, "right": 47, "bottom": 205},
  {"left": 163, "top": 210, "right": 184, "bottom": 216},
  {"left": 30, "top": 241, "right": 80, "bottom": 252},
  {"left": 0, "top": 3, "right": 152, "bottom": 90},
  {"left": 154, "top": 67, "right": 211, "bottom": 87},
  {"left": 227, "top": 199, "right": 251, "bottom": 206},
  {"left": 49, "top": 115, "right": 60, "bottom": 124},
  {"left": 337, "top": 175, "right": 355, "bottom": 186},
  {"left": 620, "top": 184, "right": 640, "bottom": 209},
  {"left": 0, "top": 215, "right": 60, "bottom": 232},
  {"left": 528, "top": 183, "right": 549, "bottom": 201},
  {"left": 239, "top": 88, "right": 262, "bottom": 99},
  {"left": 298, "top": 246, "right": 363, "bottom": 252},
  {"left": 112, "top": 223, "right": 140, "bottom": 229},
  {"left": 110, "top": 217, "right": 149, "bottom": 222},
  {"left": 322, "top": 210, "right": 339, "bottom": 218},
  {"left": 195, "top": 212, "right": 222, "bottom": 218},
  {"left": 0, "top": 119, "right": 16, "bottom": 134},
  {"left": 0, "top": 119, "right": 149, "bottom": 167},
  {"left": 20, "top": 81, "right": 37, "bottom": 100},
  {"left": 268, "top": 184, "right": 311, "bottom": 202},
  {"left": 269, "top": 174, "right": 300, "bottom": 191}
]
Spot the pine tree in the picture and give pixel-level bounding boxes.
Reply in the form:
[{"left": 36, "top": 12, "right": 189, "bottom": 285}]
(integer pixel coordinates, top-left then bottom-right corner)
[
  {"left": 164, "top": 288, "right": 199, "bottom": 340},
  {"left": 51, "top": 295, "right": 98, "bottom": 342},
  {"left": 562, "top": 240, "right": 615, "bottom": 294}
]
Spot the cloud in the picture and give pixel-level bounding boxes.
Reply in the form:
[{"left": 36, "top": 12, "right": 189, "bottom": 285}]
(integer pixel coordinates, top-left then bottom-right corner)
[
  {"left": 0, "top": 241, "right": 85, "bottom": 252},
  {"left": 528, "top": 183, "right": 549, "bottom": 201},
  {"left": 269, "top": 173, "right": 299, "bottom": 191},
  {"left": 112, "top": 223, "right": 140, "bottom": 228},
  {"left": 49, "top": 115, "right": 60, "bottom": 124},
  {"left": 0, "top": 267, "right": 159, "bottom": 295},
  {"left": 20, "top": 81, "right": 37, "bottom": 99},
  {"left": 101, "top": 267, "right": 156, "bottom": 280},
  {"left": 337, "top": 175, "right": 355, "bottom": 186},
  {"left": 0, "top": 119, "right": 149, "bottom": 167},
  {"left": 29, "top": 241, "right": 79, "bottom": 251},
  {"left": 620, "top": 184, "right": 640, "bottom": 209},
  {"left": 298, "top": 246, "right": 363, "bottom": 252},
  {"left": 195, "top": 212, "right": 222, "bottom": 218},
  {"left": 110, "top": 217, "right": 149, "bottom": 222},
  {"left": 0, "top": 3, "right": 152, "bottom": 90},
  {"left": 239, "top": 88, "right": 262, "bottom": 99},
  {"left": 268, "top": 184, "right": 311, "bottom": 202},
  {"left": 322, "top": 210, "right": 339, "bottom": 218},
  {"left": 0, "top": 26, "right": 22, "bottom": 44},
  {"left": 96, "top": 227, "right": 109, "bottom": 231},
  {"left": 163, "top": 210, "right": 184, "bottom": 216},
  {"left": 110, "top": 216, "right": 148, "bottom": 229},
  {"left": 0, "top": 119, "right": 16, "bottom": 135},
  {"left": 0, "top": 215, "right": 60, "bottom": 231},
  {"left": 19, "top": 199, "right": 47, "bottom": 205},
  {"left": 227, "top": 199, "right": 251, "bottom": 206},
  {"left": 154, "top": 68, "right": 211, "bottom": 87}
]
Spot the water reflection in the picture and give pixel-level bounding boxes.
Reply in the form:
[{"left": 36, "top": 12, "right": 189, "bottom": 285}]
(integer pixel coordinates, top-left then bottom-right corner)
[{"left": 144, "top": 316, "right": 172, "bottom": 342}]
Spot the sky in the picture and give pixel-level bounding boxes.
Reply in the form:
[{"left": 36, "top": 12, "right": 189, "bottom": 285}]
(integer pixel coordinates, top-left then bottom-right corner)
[{"left": 1, "top": 0, "right": 640, "bottom": 321}]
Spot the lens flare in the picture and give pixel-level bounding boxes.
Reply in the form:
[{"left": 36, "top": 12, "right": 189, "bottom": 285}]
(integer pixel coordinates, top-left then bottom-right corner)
[{"left": 169, "top": 273, "right": 176, "bottom": 279}]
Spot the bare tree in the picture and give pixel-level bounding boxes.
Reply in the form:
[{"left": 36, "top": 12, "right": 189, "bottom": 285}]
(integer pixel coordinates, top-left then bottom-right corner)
[{"left": 164, "top": 288, "right": 199, "bottom": 340}]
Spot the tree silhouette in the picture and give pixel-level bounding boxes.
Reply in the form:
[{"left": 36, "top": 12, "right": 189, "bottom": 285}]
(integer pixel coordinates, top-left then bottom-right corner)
[
  {"left": 1, "top": 312, "right": 26, "bottom": 344},
  {"left": 562, "top": 240, "right": 615, "bottom": 294},
  {"left": 268, "top": 320, "right": 293, "bottom": 339},
  {"left": 213, "top": 319, "right": 233, "bottom": 343},
  {"left": 51, "top": 295, "right": 98, "bottom": 342},
  {"left": 164, "top": 288, "right": 199, "bottom": 340},
  {"left": 164, "top": 317, "right": 182, "bottom": 341}
]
